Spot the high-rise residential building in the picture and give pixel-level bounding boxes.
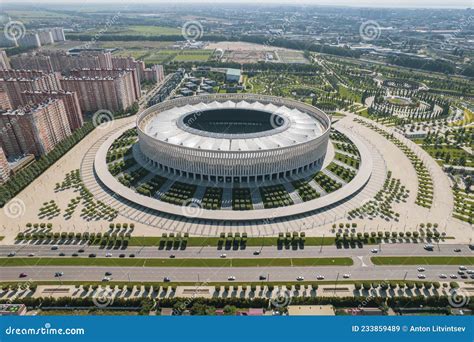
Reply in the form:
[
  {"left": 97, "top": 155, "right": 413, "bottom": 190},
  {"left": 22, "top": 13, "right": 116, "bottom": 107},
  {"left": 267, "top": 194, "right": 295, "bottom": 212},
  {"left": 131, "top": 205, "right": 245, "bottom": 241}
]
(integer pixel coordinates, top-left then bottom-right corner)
[
  {"left": 61, "top": 69, "right": 139, "bottom": 113},
  {"left": 69, "top": 68, "right": 141, "bottom": 99},
  {"left": 0, "top": 99, "right": 71, "bottom": 157},
  {"left": 0, "top": 70, "right": 62, "bottom": 108},
  {"left": 0, "top": 89, "right": 12, "bottom": 111},
  {"left": 144, "top": 64, "right": 165, "bottom": 84},
  {"left": 112, "top": 56, "right": 146, "bottom": 82},
  {"left": 41, "top": 51, "right": 112, "bottom": 73},
  {"left": 0, "top": 147, "right": 10, "bottom": 183},
  {"left": 22, "top": 90, "right": 83, "bottom": 131},
  {"left": 17, "top": 33, "right": 41, "bottom": 48},
  {"left": 36, "top": 30, "right": 54, "bottom": 45},
  {"left": 50, "top": 28, "right": 66, "bottom": 42},
  {"left": 0, "top": 51, "right": 11, "bottom": 70},
  {"left": 10, "top": 54, "right": 54, "bottom": 73}
]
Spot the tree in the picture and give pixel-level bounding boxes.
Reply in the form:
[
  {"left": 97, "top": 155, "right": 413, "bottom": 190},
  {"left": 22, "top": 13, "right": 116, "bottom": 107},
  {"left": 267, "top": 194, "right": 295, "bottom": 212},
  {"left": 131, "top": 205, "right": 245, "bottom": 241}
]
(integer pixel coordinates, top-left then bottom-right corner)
[{"left": 223, "top": 305, "right": 237, "bottom": 316}]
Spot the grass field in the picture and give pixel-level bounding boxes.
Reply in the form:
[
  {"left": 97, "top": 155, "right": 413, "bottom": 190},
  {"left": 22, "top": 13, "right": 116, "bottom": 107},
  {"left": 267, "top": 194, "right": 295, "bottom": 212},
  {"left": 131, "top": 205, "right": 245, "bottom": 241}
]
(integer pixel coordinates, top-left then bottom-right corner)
[
  {"left": 371, "top": 256, "right": 474, "bottom": 265},
  {"left": 91, "top": 25, "right": 181, "bottom": 36},
  {"left": 0, "top": 257, "right": 353, "bottom": 268}
]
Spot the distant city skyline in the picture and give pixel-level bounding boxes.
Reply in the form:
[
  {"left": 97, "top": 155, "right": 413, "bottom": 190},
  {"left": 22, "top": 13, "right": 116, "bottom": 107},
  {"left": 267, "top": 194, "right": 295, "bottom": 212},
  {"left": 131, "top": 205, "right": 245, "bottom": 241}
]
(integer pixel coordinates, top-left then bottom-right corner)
[{"left": 0, "top": 0, "right": 472, "bottom": 9}]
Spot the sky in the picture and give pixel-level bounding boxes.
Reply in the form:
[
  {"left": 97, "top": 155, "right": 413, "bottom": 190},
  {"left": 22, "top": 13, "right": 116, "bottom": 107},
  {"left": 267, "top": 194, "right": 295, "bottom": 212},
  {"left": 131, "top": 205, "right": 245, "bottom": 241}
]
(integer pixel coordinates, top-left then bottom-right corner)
[{"left": 0, "top": 0, "right": 472, "bottom": 9}]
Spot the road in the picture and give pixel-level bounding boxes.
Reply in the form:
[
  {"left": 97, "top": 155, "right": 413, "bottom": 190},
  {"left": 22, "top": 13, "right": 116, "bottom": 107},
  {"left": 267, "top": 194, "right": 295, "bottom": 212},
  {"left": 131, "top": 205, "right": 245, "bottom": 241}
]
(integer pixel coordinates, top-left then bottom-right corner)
[
  {"left": 0, "top": 243, "right": 471, "bottom": 259},
  {"left": 0, "top": 265, "right": 470, "bottom": 283}
]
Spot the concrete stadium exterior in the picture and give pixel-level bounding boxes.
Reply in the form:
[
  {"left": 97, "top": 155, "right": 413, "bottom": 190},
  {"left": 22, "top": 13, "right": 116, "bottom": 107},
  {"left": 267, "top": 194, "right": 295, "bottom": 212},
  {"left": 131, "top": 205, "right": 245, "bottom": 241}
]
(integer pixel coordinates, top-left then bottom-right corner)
[{"left": 136, "top": 94, "right": 331, "bottom": 183}]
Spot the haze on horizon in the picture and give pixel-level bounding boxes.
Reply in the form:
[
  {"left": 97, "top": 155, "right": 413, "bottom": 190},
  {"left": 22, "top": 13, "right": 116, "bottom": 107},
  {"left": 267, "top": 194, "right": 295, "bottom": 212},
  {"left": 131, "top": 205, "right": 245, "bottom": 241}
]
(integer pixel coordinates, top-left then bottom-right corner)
[{"left": 0, "top": 0, "right": 471, "bottom": 9}]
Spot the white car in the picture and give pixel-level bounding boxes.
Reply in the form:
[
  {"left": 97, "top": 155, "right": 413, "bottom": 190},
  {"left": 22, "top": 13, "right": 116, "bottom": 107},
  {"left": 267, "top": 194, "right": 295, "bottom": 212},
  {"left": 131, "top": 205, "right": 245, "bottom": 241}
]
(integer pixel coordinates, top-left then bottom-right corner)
[
  {"left": 105, "top": 253, "right": 112, "bottom": 257},
  {"left": 102, "top": 277, "right": 111, "bottom": 282},
  {"left": 439, "top": 274, "right": 447, "bottom": 279},
  {"left": 417, "top": 274, "right": 426, "bottom": 279},
  {"left": 28, "top": 253, "right": 35, "bottom": 257},
  {"left": 417, "top": 267, "right": 425, "bottom": 272},
  {"left": 459, "top": 266, "right": 467, "bottom": 271},
  {"left": 466, "top": 270, "right": 474, "bottom": 275},
  {"left": 370, "top": 248, "right": 378, "bottom": 253},
  {"left": 220, "top": 254, "right": 227, "bottom": 258},
  {"left": 296, "top": 276, "right": 305, "bottom": 281},
  {"left": 450, "top": 274, "right": 458, "bottom": 279},
  {"left": 227, "top": 276, "right": 236, "bottom": 281},
  {"left": 316, "top": 275, "right": 325, "bottom": 280},
  {"left": 343, "top": 274, "right": 351, "bottom": 279},
  {"left": 7, "top": 252, "right": 16, "bottom": 257}
]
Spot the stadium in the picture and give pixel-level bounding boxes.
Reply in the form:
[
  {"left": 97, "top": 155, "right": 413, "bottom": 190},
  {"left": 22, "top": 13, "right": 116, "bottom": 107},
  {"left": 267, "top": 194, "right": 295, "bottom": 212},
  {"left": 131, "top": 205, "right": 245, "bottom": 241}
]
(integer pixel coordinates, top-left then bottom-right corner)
[
  {"left": 136, "top": 94, "right": 331, "bottom": 184},
  {"left": 92, "top": 93, "right": 374, "bottom": 223}
]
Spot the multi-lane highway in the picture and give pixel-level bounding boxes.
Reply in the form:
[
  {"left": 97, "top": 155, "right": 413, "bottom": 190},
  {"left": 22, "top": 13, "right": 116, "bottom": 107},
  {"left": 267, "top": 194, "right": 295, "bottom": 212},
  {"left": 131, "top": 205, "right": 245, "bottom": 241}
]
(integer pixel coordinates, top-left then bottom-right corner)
[{"left": 0, "top": 243, "right": 472, "bottom": 283}]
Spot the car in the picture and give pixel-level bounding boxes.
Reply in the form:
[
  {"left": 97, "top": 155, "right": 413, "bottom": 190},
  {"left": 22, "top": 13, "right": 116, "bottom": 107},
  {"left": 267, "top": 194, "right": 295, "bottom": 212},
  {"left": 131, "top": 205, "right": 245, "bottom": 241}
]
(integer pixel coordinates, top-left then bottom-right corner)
[
  {"left": 450, "top": 274, "right": 458, "bottom": 279},
  {"left": 417, "top": 267, "right": 426, "bottom": 272},
  {"left": 220, "top": 254, "right": 227, "bottom": 258},
  {"left": 28, "top": 253, "right": 35, "bottom": 257},
  {"left": 439, "top": 274, "right": 447, "bottom": 279},
  {"left": 54, "top": 272, "right": 64, "bottom": 277},
  {"left": 89, "top": 253, "right": 96, "bottom": 258},
  {"left": 417, "top": 274, "right": 426, "bottom": 279},
  {"left": 72, "top": 253, "right": 78, "bottom": 257},
  {"left": 470, "top": 275, "right": 474, "bottom": 279},
  {"left": 105, "top": 271, "right": 112, "bottom": 276},
  {"left": 296, "top": 276, "right": 304, "bottom": 281},
  {"left": 259, "top": 275, "right": 267, "bottom": 280},
  {"left": 459, "top": 266, "right": 467, "bottom": 271},
  {"left": 370, "top": 248, "right": 378, "bottom": 253},
  {"left": 102, "top": 277, "right": 111, "bottom": 282},
  {"left": 467, "top": 270, "right": 474, "bottom": 275},
  {"left": 105, "top": 253, "right": 112, "bottom": 257},
  {"left": 119, "top": 254, "right": 125, "bottom": 258},
  {"left": 342, "top": 274, "right": 351, "bottom": 279},
  {"left": 163, "top": 277, "right": 171, "bottom": 282},
  {"left": 461, "top": 275, "right": 468, "bottom": 279},
  {"left": 316, "top": 275, "right": 325, "bottom": 280},
  {"left": 19, "top": 273, "right": 27, "bottom": 278},
  {"left": 51, "top": 245, "right": 59, "bottom": 250},
  {"left": 454, "top": 248, "right": 461, "bottom": 252},
  {"left": 424, "top": 244, "right": 434, "bottom": 251},
  {"left": 253, "top": 250, "right": 261, "bottom": 255},
  {"left": 7, "top": 252, "right": 16, "bottom": 257},
  {"left": 78, "top": 249, "right": 85, "bottom": 253},
  {"left": 59, "top": 252, "right": 65, "bottom": 256},
  {"left": 129, "top": 254, "right": 135, "bottom": 258},
  {"left": 458, "top": 270, "right": 465, "bottom": 275},
  {"left": 228, "top": 276, "right": 236, "bottom": 281},
  {"left": 169, "top": 254, "right": 176, "bottom": 258}
]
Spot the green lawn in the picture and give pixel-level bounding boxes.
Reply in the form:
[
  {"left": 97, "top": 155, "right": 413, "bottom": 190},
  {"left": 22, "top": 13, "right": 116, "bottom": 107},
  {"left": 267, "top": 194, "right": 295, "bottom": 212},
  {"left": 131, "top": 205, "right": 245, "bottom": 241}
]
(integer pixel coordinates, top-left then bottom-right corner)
[
  {"left": 0, "top": 257, "right": 352, "bottom": 268},
  {"left": 372, "top": 256, "right": 474, "bottom": 265}
]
